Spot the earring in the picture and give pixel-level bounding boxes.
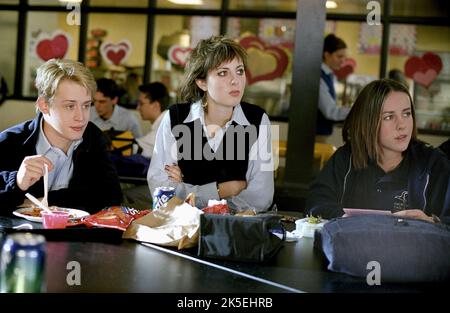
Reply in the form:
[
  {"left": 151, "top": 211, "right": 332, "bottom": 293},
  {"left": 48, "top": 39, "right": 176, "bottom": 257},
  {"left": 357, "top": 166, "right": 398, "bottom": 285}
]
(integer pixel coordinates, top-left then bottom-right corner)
[{"left": 202, "top": 91, "right": 208, "bottom": 108}]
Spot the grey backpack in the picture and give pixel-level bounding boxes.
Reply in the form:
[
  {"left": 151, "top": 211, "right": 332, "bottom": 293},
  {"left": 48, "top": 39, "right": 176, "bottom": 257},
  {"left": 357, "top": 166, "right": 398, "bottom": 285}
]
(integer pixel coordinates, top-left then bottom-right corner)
[{"left": 315, "top": 215, "right": 450, "bottom": 282}]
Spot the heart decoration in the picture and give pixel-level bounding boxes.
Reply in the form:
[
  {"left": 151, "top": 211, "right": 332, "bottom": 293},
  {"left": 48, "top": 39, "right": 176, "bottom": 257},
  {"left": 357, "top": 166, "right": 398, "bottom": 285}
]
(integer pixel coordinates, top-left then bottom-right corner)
[
  {"left": 334, "top": 58, "right": 357, "bottom": 80},
  {"left": 35, "top": 32, "right": 70, "bottom": 61},
  {"left": 238, "top": 36, "right": 289, "bottom": 85},
  {"left": 404, "top": 52, "right": 442, "bottom": 88},
  {"left": 168, "top": 45, "right": 193, "bottom": 67},
  {"left": 100, "top": 40, "right": 132, "bottom": 66}
]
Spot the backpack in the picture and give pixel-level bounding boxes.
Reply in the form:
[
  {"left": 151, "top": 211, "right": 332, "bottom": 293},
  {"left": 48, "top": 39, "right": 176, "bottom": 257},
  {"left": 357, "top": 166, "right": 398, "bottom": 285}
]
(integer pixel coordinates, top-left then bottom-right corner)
[{"left": 315, "top": 215, "right": 450, "bottom": 282}]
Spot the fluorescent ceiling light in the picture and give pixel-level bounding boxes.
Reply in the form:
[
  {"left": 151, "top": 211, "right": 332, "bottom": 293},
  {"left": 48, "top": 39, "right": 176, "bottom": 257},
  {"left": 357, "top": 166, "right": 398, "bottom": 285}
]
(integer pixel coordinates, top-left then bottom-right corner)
[
  {"left": 326, "top": 1, "right": 338, "bottom": 9},
  {"left": 58, "top": 0, "right": 82, "bottom": 3},
  {"left": 168, "top": 0, "right": 204, "bottom": 5}
]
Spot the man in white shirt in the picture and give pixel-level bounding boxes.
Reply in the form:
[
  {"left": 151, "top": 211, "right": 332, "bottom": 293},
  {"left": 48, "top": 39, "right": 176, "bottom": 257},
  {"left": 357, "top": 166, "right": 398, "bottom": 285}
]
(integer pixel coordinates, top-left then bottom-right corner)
[
  {"left": 317, "top": 34, "right": 351, "bottom": 141},
  {"left": 135, "top": 82, "right": 169, "bottom": 158},
  {"left": 120, "top": 82, "right": 170, "bottom": 209},
  {"left": 90, "top": 78, "right": 142, "bottom": 138}
]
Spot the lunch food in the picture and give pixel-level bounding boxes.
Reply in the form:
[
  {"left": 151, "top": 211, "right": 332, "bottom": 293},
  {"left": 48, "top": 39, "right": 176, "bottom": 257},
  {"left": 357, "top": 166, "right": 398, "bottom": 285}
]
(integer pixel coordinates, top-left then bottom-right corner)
[
  {"left": 20, "top": 206, "right": 75, "bottom": 219},
  {"left": 306, "top": 215, "right": 322, "bottom": 224},
  {"left": 20, "top": 207, "right": 43, "bottom": 217},
  {"left": 202, "top": 203, "right": 230, "bottom": 215},
  {"left": 83, "top": 206, "right": 150, "bottom": 231}
]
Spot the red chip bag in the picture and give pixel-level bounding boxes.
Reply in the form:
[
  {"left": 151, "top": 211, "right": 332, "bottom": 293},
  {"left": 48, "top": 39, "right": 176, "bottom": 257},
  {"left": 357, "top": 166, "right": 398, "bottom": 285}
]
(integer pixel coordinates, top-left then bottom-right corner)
[
  {"left": 202, "top": 204, "right": 230, "bottom": 215},
  {"left": 83, "top": 206, "right": 150, "bottom": 231}
]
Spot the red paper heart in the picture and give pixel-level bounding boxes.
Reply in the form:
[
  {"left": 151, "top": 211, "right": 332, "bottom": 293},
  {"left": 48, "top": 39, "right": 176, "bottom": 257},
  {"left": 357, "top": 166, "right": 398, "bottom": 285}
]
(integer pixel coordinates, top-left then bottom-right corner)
[
  {"left": 239, "top": 36, "right": 289, "bottom": 85},
  {"left": 36, "top": 34, "right": 69, "bottom": 61},
  {"left": 168, "top": 45, "right": 192, "bottom": 67},
  {"left": 413, "top": 69, "right": 438, "bottom": 88},
  {"left": 404, "top": 52, "right": 442, "bottom": 88},
  {"left": 106, "top": 50, "right": 126, "bottom": 66},
  {"left": 334, "top": 58, "right": 356, "bottom": 80},
  {"left": 100, "top": 41, "right": 131, "bottom": 66}
]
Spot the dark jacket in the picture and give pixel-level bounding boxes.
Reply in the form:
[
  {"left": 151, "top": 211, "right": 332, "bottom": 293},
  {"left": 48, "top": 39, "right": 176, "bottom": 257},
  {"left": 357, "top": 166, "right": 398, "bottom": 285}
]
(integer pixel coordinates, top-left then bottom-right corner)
[
  {"left": 439, "top": 138, "right": 450, "bottom": 160},
  {"left": 0, "top": 113, "right": 123, "bottom": 215},
  {"left": 306, "top": 140, "right": 450, "bottom": 224}
]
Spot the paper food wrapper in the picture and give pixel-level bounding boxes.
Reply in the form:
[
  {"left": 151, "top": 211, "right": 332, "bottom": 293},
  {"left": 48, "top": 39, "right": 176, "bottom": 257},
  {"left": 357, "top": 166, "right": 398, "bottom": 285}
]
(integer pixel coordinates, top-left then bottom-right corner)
[{"left": 122, "top": 195, "right": 203, "bottom": 250}]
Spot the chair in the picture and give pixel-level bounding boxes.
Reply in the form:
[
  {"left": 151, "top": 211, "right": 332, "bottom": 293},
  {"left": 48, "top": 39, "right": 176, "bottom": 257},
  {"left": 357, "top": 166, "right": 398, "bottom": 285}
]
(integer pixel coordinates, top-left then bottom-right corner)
[
  {"left": 103, "top": 129, "right": 135, "bottom": 156},
  {"left": 314, "top": 142, "right": 337, "bottom": 170}
]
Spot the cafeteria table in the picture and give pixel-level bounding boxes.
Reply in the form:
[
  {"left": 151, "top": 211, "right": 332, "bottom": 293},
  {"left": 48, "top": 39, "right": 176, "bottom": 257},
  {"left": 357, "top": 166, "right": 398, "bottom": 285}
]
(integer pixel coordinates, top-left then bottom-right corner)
[{"left": 0, "top": 215, "right": 449, "bottom": 293}]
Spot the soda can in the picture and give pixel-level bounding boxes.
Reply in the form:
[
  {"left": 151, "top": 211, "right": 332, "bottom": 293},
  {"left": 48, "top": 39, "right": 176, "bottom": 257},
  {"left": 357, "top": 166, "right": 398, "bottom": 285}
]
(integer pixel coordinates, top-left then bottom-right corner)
[
  {"left": 0, "top": 233, "right": 46, "bottom": 293},
  {"left": 152, "top": 186, "right": 175, "bottom": 210}
]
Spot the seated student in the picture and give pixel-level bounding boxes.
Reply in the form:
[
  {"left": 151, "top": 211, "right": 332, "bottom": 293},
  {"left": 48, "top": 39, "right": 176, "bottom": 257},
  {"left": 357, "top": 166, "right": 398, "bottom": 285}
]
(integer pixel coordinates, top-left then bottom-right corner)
[
  {"left": 147, "top": 35, "right": 274, "bottom": 211},
  {"left": 306, "top": 79, "right": 450, "bottom": 224},
  {"left": 111, "top": 82, "right": 169, "bottom": 178},
  {"left": 90, "top": 78, "right": 142, "bottom": 138},
  {"left": 439, "top": 138, "right": 450, "bottom": 160},
  {"left": 0, "top": 59, "right": 123, "bottom": 214},
  {"left": 135, "top": 82, "right": 170, "bottom": 159}
]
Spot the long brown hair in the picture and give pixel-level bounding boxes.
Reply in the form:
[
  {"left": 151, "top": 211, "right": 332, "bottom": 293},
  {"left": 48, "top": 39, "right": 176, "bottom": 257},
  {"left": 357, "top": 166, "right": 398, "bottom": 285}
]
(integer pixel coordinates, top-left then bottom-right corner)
[
  {"left": 179, "top": 36, "right": 247, "bottom": 103},
  {"left": 342, "top": 79, "right": 417, "bottom": 169}
]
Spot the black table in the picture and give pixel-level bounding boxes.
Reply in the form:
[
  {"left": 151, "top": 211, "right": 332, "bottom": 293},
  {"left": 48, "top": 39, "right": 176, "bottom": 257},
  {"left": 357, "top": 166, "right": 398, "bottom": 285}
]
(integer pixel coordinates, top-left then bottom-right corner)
[{"left": 1, "top": 216, "right": 449, "bottom": 293}]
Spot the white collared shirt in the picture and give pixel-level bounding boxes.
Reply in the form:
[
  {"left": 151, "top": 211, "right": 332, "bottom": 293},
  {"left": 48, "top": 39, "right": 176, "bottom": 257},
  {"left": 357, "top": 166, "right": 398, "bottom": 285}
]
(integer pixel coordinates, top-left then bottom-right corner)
[
  {"left": 147, "top": 101, "right": 274, "bottom": 212},
  {"left": 90, "top": 105, "right": 142, "bottom": 138},
  {"left": 36, "top": 119, "right": 83, "bottom": 191},
  {"left": 135, "top": 110, "right": 167, "bottom": 159},
  {"left": 319, "top": 63, "right": 350, "bottom": 121}
]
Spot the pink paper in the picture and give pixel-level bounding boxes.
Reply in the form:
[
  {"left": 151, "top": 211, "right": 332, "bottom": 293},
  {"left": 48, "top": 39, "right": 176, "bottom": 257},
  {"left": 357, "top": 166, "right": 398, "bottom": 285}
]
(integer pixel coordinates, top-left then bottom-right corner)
[{"left": 343, "top": 208, "right": 392, "bottom": 217}]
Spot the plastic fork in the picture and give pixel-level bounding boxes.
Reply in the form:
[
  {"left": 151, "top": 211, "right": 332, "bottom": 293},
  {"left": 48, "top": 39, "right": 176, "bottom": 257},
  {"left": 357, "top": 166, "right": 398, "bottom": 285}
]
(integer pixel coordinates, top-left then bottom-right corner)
[
  {"left": 25, "top": 192, "right": 52, "bottom": 213},
  {"left": 42, "top": 164, "right": 49, "bottom": 208}
]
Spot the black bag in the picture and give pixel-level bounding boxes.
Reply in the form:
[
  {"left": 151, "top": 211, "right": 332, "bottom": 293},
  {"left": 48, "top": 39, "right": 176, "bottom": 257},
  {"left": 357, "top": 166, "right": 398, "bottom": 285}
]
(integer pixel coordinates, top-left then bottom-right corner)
[
  {"left": 315, "top": 215, "right": 450, "bottom": 282},
  {"left": 198, "top": 214, "right": 285, "bottom": 263}
]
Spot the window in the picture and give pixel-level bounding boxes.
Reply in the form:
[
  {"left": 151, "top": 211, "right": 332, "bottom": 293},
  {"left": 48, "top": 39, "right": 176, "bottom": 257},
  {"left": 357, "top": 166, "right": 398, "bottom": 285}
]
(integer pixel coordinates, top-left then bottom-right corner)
[
  {"left": 151, "top": 15, "right": 220, "bottom": 101},
  {"left": 392, "top": 0, "right": 449, "bottom": 18},
  {"left": 23, "top": 11, "right": 80, "bottom": 97},
  {"left": 229, "top": 0, "right": 296, "bottom": 12},
  {"left": 87, "top": 13, "right": 147, "bottom": 107},
  {"left": 0, "top": 11, "right": 18, "bottom": 96},
  {"left": 90, "top": 0, "right": 149, "bottom": 7},
  {"left": 226, "top": 17, "right": 295, "bottom": 117},
  {"left": 0, "top": 0, "right": 447, "bottom": 125},
  {"left": 388, "top": 24, "right": 450, "bottom": 133},
  {"left": 157, "top": 0, "right": 221, "bottom": 10},
  {"left": 332, "top": 21, "right": 382, "bottom": 107},
  {"left": 326, "top": 0, "right": 384, "bottom": 15}
]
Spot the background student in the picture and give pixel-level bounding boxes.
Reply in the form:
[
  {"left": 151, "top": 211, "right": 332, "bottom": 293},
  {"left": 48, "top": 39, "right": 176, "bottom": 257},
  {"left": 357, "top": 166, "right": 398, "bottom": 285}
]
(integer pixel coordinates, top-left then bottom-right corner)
[
  {"left": 91, "top": 78, "right": 142, "bottom": 138},
  {"left": 135, "top": 82, "right": 170, "bottom": 159},
  {"left": 147, "top": 36, "right": 274, "bottom": 211},
  {"left": 111, "top": 81, "right": 170, "bottom": 178},
  {"left": 0, "top": 59, "right": 122, "bottom": 214},
  {"left": 306, "top": 79, "right": 450, "bottom": 224},
  {"left": 316, "top": 34, "right": 351, "bottom": 140}
]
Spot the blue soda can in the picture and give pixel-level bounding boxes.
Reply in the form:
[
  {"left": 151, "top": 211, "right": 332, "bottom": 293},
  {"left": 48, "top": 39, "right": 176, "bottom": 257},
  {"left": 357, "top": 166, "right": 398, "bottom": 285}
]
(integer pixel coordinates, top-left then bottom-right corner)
[
  {"left": 0, "top": 233, "right": 46, "bottom": 293},
  {"left": 152, "top": 186, "right": 175, "bottom": 210}
]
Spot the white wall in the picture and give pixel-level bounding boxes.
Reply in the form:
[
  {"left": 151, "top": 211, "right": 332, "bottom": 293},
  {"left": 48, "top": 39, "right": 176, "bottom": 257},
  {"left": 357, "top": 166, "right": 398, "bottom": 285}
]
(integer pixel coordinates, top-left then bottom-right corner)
[{"left": 0, "top": 100, "right": 37, "bottom": 130}]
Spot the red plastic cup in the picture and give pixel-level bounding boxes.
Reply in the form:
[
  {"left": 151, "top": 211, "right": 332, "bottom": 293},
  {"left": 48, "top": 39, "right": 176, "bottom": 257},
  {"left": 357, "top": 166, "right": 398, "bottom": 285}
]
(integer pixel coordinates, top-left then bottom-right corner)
[{"left": 42, "top": 211, "right": 70, "bottom": 229}]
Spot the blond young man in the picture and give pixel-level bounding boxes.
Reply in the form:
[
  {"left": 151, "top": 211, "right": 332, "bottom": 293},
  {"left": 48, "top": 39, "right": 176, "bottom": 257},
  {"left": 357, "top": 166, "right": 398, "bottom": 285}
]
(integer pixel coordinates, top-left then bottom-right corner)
[{"left": 0, "top": 59, "right": 122, "bottom": 214}]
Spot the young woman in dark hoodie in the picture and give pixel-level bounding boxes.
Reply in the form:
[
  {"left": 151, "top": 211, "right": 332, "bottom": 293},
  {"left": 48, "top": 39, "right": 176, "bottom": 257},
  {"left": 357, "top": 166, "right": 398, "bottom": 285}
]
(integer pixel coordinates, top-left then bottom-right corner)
[{"left": 306, "top": 79, "right": 450, "bottom": 224}]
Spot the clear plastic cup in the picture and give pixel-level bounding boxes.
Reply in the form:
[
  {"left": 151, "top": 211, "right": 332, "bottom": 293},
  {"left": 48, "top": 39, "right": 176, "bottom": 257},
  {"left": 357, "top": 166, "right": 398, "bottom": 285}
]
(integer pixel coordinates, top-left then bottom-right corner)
[{"left": 42, "top": 211, "right": 70, "bottom": 229}]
